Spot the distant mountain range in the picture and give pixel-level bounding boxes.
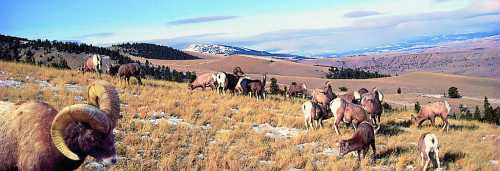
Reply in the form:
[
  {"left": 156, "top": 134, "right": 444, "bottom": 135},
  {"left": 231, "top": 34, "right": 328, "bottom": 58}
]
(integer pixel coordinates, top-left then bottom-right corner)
[
  {"left": 184, "top": 43, "right": 311, "bottom": 61},
  {"left": 318, "top": 31, "right": 500, "bottom": 57}
]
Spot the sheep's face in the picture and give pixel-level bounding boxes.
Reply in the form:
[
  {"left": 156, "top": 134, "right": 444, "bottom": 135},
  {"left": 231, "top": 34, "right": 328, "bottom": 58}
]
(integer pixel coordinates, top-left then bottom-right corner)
[
  {"left": 339, "top": 140, "right": 352, "bottom": 156},
  {"left": 77, "top": 124, "right": 117, "bottom": 164}
]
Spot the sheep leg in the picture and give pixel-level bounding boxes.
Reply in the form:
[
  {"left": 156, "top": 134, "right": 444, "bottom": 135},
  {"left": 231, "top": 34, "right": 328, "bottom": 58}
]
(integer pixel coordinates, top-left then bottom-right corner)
[
  {"left": 371, "top": 141, "right": 376, "bottom": 164},
  {"left": 430, "top": 117, "right": 436, "bottom": 127},
  {"left": 334, "top": 121, "right": 341, "bottom": 135},
  {"left": 422, "top": 153, "right": 430, "bottom": 171},
  {"left": 441, "top": 116, "right": 449, "bottom": 132},
  {"left": 435, "top": 149, "right": 440, "bottom": 170},
  {"left": 319, "top": 118, "right": 323, "bottom": 128},
  {"left": 356, "top": 150, "right": 361, "bottom": 169}
]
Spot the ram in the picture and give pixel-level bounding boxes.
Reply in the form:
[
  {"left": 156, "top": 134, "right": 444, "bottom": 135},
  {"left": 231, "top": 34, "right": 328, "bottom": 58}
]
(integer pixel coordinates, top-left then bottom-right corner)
[{"left": 0, "top": 80, "right": 121, "bottom": 170}]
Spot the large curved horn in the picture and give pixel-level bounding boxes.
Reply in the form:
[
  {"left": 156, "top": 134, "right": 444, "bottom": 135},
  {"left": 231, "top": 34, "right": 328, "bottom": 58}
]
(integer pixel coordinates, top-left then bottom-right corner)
[
  {"left": 87, "top": 80, "right": 120, "bottom": 127},
  {"left": 50, "top": 104, "right": 111, "bottom": 160}
]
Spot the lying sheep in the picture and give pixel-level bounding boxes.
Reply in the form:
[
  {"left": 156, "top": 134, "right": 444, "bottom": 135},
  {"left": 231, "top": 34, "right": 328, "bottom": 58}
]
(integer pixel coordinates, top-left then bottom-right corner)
[
  {"left": 0, "top": 80, "right": 120, "bottom": 170},
  {"left": 339, "top": 121, "right": 376, "bottom": 169},
  {"left": 411, "top": 101, "right": 451, "bottom": 132},
  {"left": 417, "top": 133, "right": 440, "bottom": 170},
  {"left": 302, "top": 101, "right": 330, "bottom": 129},
  {"left": 188, "top": 72, "right": 215, "bottom": 90},
  {"left": 330, "top": 98, "right": 370, "bottom": 135}
]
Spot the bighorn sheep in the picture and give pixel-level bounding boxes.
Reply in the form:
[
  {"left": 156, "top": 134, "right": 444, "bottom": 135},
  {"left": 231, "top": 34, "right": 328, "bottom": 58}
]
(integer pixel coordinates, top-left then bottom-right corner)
[
  {"left": 188, "top": 72, "right": 215, "bottom": 91},
  {"left": 287, "top": 82, "right": 307, "bottom": 99},
  {"left": 338, "top": 91, "right": 362, "bottom": 104},
  {"left": 329, "top": 98, "right": 370, "bottom": 135},
  {"left": 417, "top": 133, "right": 440, "bottom": 170},
  {"left": 411, "top": 101, "right": 451, "bottom": 132},
  {"left": 213, "top": 72, "right": 227, "bottom": 94},
  {"left": 312, "top": 82, "right": 335, "bottom": 106},
  {"left": 248, "top": 74, "right": 267, "bottom": 99},
  {"left": 106, "top": 63, "right": 120, "bottom": 76},
  {"left": 0, "top": 80, "right": 120, "bottom": 170},
  {"left": 235, "top": 76, "right": 250, "bottom": 94},
  {"left": 118, "top": 63, "right": 143, "bottom": 85},
  {"left": 339, "top": 121, "right": 376, "bottom": 169},
  {"left": 220, "top": 66, "right": 245, "bottom": 94},
  {"left": 302, "top": 101, "right": 330, "bottom": 129},
  {"left": 358, "top": 88, "right": 369, "bottom": 95},
  {"left": 80, "top": 54, "right": 103, "bottom": 77},
  {"left": 360, "top": 88, "right": 384, "bottom": 131}
]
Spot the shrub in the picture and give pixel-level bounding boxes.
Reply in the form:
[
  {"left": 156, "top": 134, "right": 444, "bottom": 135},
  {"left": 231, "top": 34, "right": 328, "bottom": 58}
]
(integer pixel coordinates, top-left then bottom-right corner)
[
  {"left": 269, "top": 78, "right": 280, "bottom": 95},
  {"left": 339, "top": 86, "right": 348, "bottom": 92},
  {"left": 397, "top": 87, "right": 401, "bottom": 94},
  {"left": 382, "top": 102, "right": 392, "bottom": 111},
  {"left": 448, "top": 87, "right": 461, "bottom": 98},
  {"left": 414, "top": 102, "right": 421, "bottom": 113}
]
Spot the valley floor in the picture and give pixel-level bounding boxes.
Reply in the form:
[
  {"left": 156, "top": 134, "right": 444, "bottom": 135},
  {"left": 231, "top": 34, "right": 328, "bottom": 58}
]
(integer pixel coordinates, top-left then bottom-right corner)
[{"left": 0, "top": 62, "right": 499, "bottom": 170}]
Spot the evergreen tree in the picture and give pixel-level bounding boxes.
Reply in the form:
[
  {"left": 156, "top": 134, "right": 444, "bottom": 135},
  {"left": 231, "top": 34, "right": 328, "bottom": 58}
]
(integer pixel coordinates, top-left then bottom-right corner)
[
  {"left": 473, "top": 105, "right": 481, "bottom": 121},
  {"left": 414, "top": 102, "right": 421, "bottom": 113},
  {"left": 448, "top": 87, "right": 461, "bottom": 98},
  {"left": 484, "top": 97, "right": 494, "bottom": 123},
  {"left": 397, "top": 87, "right": 401, "bottom": 94},
  {"left": 269, "top": 78, "right": 280, "bottom": 95}
]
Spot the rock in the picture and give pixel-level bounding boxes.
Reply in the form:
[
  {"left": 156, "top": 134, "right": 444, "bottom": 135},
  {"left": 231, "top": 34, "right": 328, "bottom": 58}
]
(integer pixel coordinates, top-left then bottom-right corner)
[
  {"left": 84, "top": 162, "right": 105, "bottom": 171},
  {"left": 405, "top": 165, "right": 416, "bottom": 171},
  {"left": 74, "top": 95, "right": 85, "bottom": 102},
  {"left": 252, "top": 123, "right": 303, "bottom": 139},
  {"left": 259, "top": 160, "right": 273, "bottom": 166},
  {"left": 321, "top": 148, "right": 339, "bottom": 157},
  {"left": 490, "top": 160, "right": 499, "bottom": 165},
  {"left": 197, "top": 154, "right": 205, "bottom": 160},
  {"left": 0, "top": 80, "right": 23, "bottom": 88}
]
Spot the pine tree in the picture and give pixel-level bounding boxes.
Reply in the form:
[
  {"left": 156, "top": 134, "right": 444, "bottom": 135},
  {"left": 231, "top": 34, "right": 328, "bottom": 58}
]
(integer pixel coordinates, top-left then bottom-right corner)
[
  {"left": 448, "top": 87, "right": 461, "bottom": 98},
  {"left": 414, "top": 102, "right": 421, "bottom": 113},
  {"left": 473, "top": 105, "right": 481, "bottom": 121},
  {"left": 397, "top": 87, "right": 401, "bottom": 94},
  {"left": 269, "top": 78, "right": 280, "bottom": 95},
  {"left": 484, "top": 97, "right": 494, "bottom": 123}
]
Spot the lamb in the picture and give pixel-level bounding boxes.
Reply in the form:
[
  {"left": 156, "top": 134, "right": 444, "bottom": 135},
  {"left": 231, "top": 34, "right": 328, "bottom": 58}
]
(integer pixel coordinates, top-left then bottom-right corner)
[
  {"left": 411, "top": 101, "right": 451, "bottom": 132},
  {"left": 338, "top": 121, "right": 376, "bottom": 169},
  {"left": 329, "top": 98, "right": 370, "bottom": 135},
  {"left": 0, "top": 80, "right": 121, "bottom": 170},
  {"left": 80, "top": 54, "right": 103, "bottom": 77},
  {"left": 287, "top": 82, "right": 307, "bottom": 99},
  {"left": 303, "top": 101, "right": 330, "bottom": 129},
  {"left": 417, "top": 133, "right": 440, "bottom": 170},
  {"left": 188, "top": 72, "right": 215, "bottom": 91},
  {"left": 360, "top": 88, "right": 384, "bottom": 131},
  {"left": 117, "top": 63, "right": 143, "bottom": 85}
]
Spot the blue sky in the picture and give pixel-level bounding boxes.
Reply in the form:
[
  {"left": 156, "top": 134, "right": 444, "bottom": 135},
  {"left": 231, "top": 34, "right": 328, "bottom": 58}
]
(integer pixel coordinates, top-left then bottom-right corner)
[{"left": 2, "top": 0, "right": 500, "bottom": 55}]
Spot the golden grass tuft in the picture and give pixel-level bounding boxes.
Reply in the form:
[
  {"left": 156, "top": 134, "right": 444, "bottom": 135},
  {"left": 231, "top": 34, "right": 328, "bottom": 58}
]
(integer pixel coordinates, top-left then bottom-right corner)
[{"left": 0, "top": 61, "right": 499, "bottom": 170}]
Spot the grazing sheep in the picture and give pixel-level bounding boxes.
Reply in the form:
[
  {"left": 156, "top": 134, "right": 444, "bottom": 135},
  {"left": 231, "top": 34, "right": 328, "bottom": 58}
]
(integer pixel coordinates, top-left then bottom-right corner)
[
  {"left": 360, "top": 88, "right": 384, "bottom": 131},
  {"left": 329, "top": 98, "right": 370, "bottom": 135},
  {"left": 417, "top": 133, "right": 440, "bottom": 170},
  {"left": 106, "top": 63, "right": 120, "bottom": 76},
  {"left": 339, "top": 121, "right": 376, "bottom": 169},
  {"left": 80, "top": 54, "right": 103, "bottom": 77},
  {"left": 0, "top": 80, "right": 120, "bottom": 170},
  {"left": 221, "top": 67, "right": 246, "bottom": 94},
  {"left": 411, "top": 101, "right": 451, "bottom": 132},
  {"left": 338, "top": 91, "right": 362, "bottom": 104},
  {"left": 188, "top": 72, "right": 215, "bottom": 91},
  {"left": 303, "top": 101, "right": 330, "bottom": 129},
  {"left": 240, "top": 74, "right": 267, "bottom": 99},
  {"left": 312, "top": 84, "right": 335, "bottom": 107},
  {"left": 118, "top": 63, "right": 143, "bottom": 85},
  {"left": 287, "top": 82, "right": 307, "bottom": 99}
]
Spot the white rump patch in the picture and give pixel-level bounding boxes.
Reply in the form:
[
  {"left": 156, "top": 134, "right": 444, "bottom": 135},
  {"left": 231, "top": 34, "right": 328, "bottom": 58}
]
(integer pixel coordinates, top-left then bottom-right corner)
[
  {"left": 354, "top": 91, "right": 361, "bottom": 100},
  {"left": 330, "top": 98, "right": 342, "bottom": 117},
  {"left": 444, "top": 101, "right": 451, "bottom": 113}
]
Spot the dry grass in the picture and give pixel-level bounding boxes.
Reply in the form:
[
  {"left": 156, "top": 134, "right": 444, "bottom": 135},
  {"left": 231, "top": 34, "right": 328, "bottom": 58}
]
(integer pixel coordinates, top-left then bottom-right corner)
[{"left": 1, "top": 61, "right": 499, "bottom": 171}]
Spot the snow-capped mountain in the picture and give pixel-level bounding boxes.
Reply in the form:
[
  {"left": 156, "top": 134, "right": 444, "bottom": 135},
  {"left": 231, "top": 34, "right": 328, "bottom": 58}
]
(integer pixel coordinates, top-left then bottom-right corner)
[{"left": 184, "top": 43, "right": 309, "bottom": 61}]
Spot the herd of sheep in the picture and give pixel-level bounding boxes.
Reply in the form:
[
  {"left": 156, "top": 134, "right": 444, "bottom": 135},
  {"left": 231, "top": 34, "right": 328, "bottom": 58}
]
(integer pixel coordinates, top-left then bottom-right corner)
[
  {"left": 188, "top": 66, "right": 451, "bottom": 170},
  {"left": 0, "top": 56, "right": 453, "bottom": 170}
]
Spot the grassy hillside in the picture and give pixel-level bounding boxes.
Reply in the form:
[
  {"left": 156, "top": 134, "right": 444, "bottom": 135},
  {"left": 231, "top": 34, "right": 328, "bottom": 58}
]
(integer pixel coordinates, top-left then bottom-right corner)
[{"left": 0, "top": 61, "right": 498, "bottom": 170}]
